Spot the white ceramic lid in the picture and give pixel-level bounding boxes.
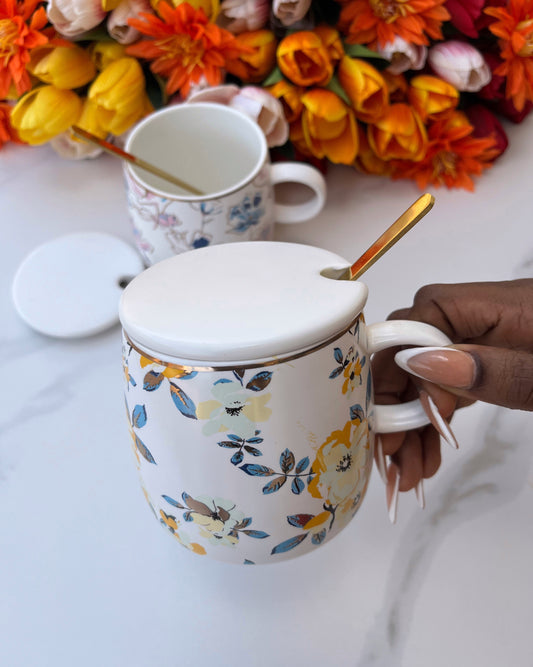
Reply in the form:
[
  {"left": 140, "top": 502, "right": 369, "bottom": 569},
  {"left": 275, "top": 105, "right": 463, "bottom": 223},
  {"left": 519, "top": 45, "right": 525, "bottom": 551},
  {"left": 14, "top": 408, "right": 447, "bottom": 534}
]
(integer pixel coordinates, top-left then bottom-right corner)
[
  {"left": 119, "top": 242, "right": 367, "bottom": 363},
  {"left": 13, "top": 232, "right": 144, "bottom": 338}
]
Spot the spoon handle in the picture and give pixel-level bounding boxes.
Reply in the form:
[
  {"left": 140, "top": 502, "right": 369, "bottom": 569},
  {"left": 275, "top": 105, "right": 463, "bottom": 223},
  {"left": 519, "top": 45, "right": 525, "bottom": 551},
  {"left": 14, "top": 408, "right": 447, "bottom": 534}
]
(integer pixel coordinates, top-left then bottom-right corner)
[{"left": 336, "top": 193, "right": 435, "bottom": 281}]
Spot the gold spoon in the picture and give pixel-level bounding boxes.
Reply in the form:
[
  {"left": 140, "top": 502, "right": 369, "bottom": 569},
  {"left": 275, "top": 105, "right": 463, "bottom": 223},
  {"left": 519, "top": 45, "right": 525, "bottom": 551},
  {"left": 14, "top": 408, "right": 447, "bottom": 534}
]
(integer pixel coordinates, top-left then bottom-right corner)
[
  {"left": 321, "top": 193, "right": 435, "bottom": 281},
  {"left": 71, "top": 125, "right": 205, "bottom": 197}
]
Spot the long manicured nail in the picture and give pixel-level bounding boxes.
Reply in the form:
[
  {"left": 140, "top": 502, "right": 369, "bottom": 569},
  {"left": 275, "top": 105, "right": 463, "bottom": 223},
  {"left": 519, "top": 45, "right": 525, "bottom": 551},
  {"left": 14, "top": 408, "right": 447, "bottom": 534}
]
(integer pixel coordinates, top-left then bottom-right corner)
[
  {"left": 375, "top": 436, "right": 387, "bottom": 484},
  {"left": 394, "top": 346, "right": 477, "bottom": 389},
  {"left": 419, "top": 389, "right": 459, "bottom": 450},
  {"left": 386, "top": 463, "right": 400, "bottom": 524},
  {"left": 415, "top": 479, "right": 425, "bottom": 509}
]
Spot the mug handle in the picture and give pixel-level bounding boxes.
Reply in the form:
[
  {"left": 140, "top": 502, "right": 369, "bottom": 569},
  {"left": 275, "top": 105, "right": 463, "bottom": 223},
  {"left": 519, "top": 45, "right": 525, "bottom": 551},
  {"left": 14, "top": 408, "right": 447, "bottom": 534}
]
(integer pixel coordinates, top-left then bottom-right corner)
[
  {"left": 270, "top": 162, "right": 327, "bottom": 223},
  {"left": 366, "top": 320, "right": 452, "bottom": 434}
]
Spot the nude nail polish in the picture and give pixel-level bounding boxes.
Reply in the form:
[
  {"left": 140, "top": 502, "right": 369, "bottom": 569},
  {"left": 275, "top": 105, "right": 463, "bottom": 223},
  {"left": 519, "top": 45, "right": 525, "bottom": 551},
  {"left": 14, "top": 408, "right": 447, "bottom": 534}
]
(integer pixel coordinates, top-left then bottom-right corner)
[{"left": 394, "top": 346, "right": 477, "bottom": 389}]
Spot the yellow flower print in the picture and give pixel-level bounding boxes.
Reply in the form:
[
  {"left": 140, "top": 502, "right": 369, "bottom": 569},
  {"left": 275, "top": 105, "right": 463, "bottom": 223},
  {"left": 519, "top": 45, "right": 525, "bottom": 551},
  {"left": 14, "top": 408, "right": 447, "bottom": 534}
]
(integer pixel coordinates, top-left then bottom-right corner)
[
  {"left": 197, "top": 378, "right": 272, "bottom": 439},
  {"left": 308, "top": 419, "right": 370, "bottom": 507},
  {"left": 342, "top": 353, "right": 363, "bottom": 395},
  {"left": 159, "top": 509, "right": 206, "bottom": 555}
]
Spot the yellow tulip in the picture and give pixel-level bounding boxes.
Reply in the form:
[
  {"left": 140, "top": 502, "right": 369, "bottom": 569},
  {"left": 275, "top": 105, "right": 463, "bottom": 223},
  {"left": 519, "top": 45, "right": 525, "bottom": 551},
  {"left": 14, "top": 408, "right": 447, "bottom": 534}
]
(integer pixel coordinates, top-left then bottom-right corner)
[
  {"left": 337, "top": 55, "right": 389, "bottom": 123},
  {"left": 76, "top": 98, "right": 108, "bottom": 139},
  {"left": 89, "top": 42, "right": 128, "bottom": 71},
  {"left": 367, "top": 103, "right": 428, "bottom": 162},
  {"left": 408, "top": 74, "right": 459, "bottom": 122},
  {"left": 300, "top": 88, "right": 358, "bottom": 164},
  {"left": 88, "top": 57, "right": 153, "bottom": 135},
  {"left": 151, "top": 0, "right": 219, "bottom": 20},
  {"left": 28, "top": 45, "right": 96, "bottom": 90},
  {"left": 11, "top": 86, "right": 82, "bottom": 145}
]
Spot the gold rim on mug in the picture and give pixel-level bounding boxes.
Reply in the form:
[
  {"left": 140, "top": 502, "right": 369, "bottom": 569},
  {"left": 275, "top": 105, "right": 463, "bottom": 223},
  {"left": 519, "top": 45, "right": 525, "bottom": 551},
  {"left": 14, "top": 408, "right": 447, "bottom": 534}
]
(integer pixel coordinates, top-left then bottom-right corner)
[{"left": 124, "top": 314, "right": 362, "bottom": 372}]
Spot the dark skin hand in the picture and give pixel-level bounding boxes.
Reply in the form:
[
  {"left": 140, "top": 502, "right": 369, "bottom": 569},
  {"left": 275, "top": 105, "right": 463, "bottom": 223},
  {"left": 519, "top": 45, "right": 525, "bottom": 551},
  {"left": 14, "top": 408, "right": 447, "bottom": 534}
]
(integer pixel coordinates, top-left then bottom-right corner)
[{"left": 372, "top": 279, "right": 533, "bottom": 494}]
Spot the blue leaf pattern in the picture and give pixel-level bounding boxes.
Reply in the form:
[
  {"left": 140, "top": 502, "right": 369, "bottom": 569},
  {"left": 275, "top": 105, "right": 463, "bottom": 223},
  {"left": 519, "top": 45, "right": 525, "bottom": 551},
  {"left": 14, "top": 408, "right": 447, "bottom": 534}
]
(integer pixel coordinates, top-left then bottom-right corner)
[
  {"left": 132, "top": 404, "right": 147, "bottom": 428},
  {"left": 262, "top": 476, "right": 286, "bottom": 494},
  {"left": 169, "top": 382, "right": 197, "bottom": 419},
  {"left": 271, "top": 533, "right": 308, "bottom": 555},
  {"left": 240, "top": 464, "right": 275, "bottom": 476},
  {"left": 241, "top": 530, "right": 269, "bottom": 539},
  {"left": 291, "top": 477, "right": 305, "bottom": 494}
]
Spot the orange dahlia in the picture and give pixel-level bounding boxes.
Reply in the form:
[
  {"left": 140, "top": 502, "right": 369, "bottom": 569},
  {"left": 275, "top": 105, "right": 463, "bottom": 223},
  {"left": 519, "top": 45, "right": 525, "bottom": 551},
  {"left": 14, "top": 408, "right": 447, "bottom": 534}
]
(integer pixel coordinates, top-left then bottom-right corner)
[
  {"left": 127, "top": 1, "right": 248, "bottom": 97},
  {"left": 485, "top": 0, "right": 533, "bottom": 112},
  {"left": 0, "top": 0, "right": 50, "bottom": 98},
  {"left": 338, "top": 0, "right": 450, "bottom": 48},
  {"left": 391, "top": 110, "right": 499, "bottom": 191}
]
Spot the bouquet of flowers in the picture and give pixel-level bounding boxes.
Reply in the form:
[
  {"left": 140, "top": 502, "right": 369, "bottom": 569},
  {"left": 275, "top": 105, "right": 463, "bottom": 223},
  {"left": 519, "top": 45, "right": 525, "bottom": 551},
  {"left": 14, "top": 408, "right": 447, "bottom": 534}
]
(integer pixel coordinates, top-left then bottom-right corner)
[{"left": 1, "top": 0, "right": 531, "bottom": 189}]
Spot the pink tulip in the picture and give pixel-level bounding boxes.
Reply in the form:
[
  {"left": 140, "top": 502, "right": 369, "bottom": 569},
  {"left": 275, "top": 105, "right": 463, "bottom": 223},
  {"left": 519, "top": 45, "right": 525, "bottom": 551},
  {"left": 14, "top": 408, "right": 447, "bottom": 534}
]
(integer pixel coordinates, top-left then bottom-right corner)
[
  {"left": 47, "top": 0, "right": 107, "bottom": 38},
  {"left": 107, "top": 0, "right": 153, "bottom": 45},
  {"left": 273, "top": 0, "right": 312, "bottom": 26},
  {"left": 377, "top": 36, "right": 427, "bottom": 75},
  {"left": 217, "top": 0, "right": 270, "bottom": 33},
  {"left": 187, "top": 85, "right": 289, "bottom": 147},
  {"left": 428, "top": 40, "right": 491, "bottom": 92}
]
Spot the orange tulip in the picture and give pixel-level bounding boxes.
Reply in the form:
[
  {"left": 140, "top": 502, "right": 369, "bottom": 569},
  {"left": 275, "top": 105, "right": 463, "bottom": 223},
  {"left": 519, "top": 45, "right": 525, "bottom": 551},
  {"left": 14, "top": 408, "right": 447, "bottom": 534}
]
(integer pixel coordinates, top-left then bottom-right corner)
[
  {"left": 367, "top": 103, "right": 428, "bottom": 161},
  {"left": 337, "top": 55, "right": 389, "bottom": 123},
  {"left": 300, "top": 88, "right": 359, "bottom": 164},
  {"left": 277, "top": 31, "right": 333, "bottom": 87},
  {"left": 354, "top": 125, "right": 392, "bottom": 176},
  {"left": 267, "top": 79, "right": 304, "bottom": 122},
  {"left": 382, "top": 71, "right": 409, "bottom": 103},
  {"left": 313, "top": 25, "right": 344, "bottom": 63},
  {"left": 224, "top": 30, "right": 277, "bottom": 83},
  {"left": 408, "top": 75, "right": 459, "bottom": 122}
]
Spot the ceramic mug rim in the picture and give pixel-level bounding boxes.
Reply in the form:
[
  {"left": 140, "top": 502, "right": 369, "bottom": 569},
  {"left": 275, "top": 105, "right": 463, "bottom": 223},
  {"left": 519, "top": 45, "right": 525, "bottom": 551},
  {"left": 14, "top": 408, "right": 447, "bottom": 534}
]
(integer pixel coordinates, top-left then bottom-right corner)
[
  {"left": 124, "top": 102, "right": 269, "bottom": 203},
  {"left": 123, "top": 312, "right": 363, "bottom": 371}
]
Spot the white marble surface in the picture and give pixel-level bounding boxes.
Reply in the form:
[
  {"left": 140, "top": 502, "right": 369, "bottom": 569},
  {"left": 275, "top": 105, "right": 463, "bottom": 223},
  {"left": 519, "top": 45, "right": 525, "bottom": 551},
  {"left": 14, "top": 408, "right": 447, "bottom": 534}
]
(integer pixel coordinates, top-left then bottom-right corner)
[{"left": 1, "top": 117, "right": 533, "bottom": 667}]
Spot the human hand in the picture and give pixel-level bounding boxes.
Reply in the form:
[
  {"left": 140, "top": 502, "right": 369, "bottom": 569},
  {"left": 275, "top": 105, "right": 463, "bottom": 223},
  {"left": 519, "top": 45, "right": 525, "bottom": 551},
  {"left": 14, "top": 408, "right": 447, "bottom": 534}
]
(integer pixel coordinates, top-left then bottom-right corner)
[{"left": 371, "top": 278, "right": 533, "bottom": 522}]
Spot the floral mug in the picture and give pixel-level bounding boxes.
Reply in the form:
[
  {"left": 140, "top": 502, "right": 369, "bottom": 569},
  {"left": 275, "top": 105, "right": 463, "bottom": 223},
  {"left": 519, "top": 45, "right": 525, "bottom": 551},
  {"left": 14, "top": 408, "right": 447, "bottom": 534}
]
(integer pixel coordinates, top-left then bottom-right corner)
[
  {"left": 124, "top": 103, "right": 327, "bottom": 265},
  {"left": 119, "top": 242, "right": 451, "bottom": 564}
]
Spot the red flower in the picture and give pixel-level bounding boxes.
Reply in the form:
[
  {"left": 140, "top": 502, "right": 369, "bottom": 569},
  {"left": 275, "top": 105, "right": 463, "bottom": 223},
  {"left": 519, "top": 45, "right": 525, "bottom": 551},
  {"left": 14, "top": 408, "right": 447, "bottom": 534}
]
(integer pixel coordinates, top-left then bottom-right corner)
[
  {"left": 445, "top": 0, "right": 486, "bottom": 38},
  {"left": 465, "top": 103, "right": 508, "bottom": 157}
]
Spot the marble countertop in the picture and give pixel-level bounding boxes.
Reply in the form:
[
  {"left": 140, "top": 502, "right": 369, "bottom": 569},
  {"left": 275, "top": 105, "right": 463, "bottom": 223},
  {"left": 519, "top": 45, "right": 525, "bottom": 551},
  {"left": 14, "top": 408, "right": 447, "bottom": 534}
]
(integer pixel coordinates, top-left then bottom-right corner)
[{"left": 1, "top": 117, "right": 532, "bottom": 667}]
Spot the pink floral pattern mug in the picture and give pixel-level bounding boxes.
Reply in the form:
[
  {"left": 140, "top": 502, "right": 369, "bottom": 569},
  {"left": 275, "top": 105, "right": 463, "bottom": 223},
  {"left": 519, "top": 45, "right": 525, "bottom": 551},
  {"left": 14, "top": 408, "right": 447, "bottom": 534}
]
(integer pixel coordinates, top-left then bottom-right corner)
[{"left": 124, "top": 103, "right": 326, "bottom": 265}]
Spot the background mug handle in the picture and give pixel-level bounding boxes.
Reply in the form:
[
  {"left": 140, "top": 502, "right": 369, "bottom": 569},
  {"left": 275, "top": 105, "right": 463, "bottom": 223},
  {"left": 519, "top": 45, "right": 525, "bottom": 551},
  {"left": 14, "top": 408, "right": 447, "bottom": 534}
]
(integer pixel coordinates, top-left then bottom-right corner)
[
  {"left": 270, "top": 162, "right": 327, "bottom": 223},
  {"left": 366, "top": 320, "right": 452, "bottom": 433}
]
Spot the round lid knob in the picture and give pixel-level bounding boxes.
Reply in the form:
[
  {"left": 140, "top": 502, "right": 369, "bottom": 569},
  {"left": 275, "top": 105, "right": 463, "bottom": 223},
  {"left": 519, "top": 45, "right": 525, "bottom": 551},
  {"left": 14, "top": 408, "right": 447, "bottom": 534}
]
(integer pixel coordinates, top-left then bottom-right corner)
[{"left": 119, "top": 241, "right": 367, "bottom": 363}]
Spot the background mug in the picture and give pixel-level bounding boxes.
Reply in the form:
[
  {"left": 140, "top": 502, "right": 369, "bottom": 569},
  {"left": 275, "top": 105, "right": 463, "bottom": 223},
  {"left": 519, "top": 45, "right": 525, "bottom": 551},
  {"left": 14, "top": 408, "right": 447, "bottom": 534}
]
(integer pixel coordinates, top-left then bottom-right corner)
[
  {"left": 119, "top": 242, "right": 452, "bottom": 565},
  {"left": 124, "top": 103, "right": 327, "bottom": 265}
]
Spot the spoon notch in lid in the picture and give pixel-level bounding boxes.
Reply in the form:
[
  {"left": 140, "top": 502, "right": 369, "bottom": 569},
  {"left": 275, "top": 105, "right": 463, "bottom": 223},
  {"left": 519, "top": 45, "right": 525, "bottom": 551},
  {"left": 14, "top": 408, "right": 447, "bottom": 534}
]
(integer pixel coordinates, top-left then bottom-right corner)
[{"left": 321, "top": 193, "right": 435, "bottom": 281}]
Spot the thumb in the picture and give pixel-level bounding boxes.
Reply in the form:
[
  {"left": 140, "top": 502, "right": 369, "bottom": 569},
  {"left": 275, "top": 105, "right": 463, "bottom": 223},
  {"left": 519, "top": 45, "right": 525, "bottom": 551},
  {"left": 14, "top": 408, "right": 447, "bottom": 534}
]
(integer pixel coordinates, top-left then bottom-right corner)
[{"left": 394, "top": 345, "right": 533, "bottom": 411}]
